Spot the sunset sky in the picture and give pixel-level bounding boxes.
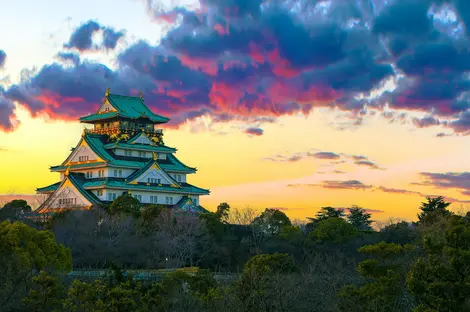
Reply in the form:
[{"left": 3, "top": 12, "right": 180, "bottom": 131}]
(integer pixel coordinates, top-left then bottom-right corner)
[{"left": 1, "top": 0, "right": 470, "bottom": 221}]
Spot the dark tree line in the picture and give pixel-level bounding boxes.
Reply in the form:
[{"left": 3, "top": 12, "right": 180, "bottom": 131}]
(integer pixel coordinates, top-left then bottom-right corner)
[{"left": 1, "top": 195, "right": 469, "bottom": 311}]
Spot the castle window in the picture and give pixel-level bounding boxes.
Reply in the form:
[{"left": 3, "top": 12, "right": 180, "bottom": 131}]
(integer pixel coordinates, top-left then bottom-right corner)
[
  {"left": 125, "top": 150, "right": 133, "bottom": 157},
  {"left": 157, "top": 179, "right": 161, "bottom": 184},
  {"left": 176, "top": 175, "right": 181, "bottom": 182},
  {"left": 134, "top": 194, "right": 142, "bottom": 202},
  {"left": 118, "top": 170, "right": 122, "bottom": 177},
  {"left": 138, "top": 151, "right": 145, "bottom": 157},
  {"left": 86, "top": 171, "right": 93, "bottom": 179},
  {"left": 107, "top": 193, "right": 117, "bottom": 201},
  {"left": 97, "top": 190, "right": 103, "bottom": 196},
  {"left": 150, "top": 196, "right": 158, "bottom": 203},
  {"left": 98, "top": 170, "right": 104, "bottom": 178}
]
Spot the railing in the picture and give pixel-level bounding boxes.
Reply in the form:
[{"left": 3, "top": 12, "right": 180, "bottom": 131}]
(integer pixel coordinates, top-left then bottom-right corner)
[{"left": 84, "top": 127, "right": 164, "bottom": 136}]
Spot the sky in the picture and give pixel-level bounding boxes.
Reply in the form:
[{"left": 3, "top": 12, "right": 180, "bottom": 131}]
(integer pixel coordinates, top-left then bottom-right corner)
[{"left": 1, "top": 0, "right": 470, "bottom": 221}]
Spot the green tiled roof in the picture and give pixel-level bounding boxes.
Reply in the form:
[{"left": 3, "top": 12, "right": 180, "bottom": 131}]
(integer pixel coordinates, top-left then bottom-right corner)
[
  {"left": 79, "top": 93, "right": 169, "bottom": 124},
  {"left": 79, "top": 112, "right": 119, "bottom": 122},
  {"left": 51, "top": 161, "right": 106, "bottom": 172},
  {"left": 36, "top": 173, "right": 102, "bottom": 213},
  {"left": 174, "top": 196, "right": 209, "bottom": 213},
  {"left": 36, "top": 182, "right": 61, "bottom": 193},
  {"left": 81, "top": 178, "right": 209, "bottom": 195},
  {"left": 103, "top": 142, "right": 176, "bottom": 153},
  {"left": 53, "top": 132, "right": 196, "bottom": 173},
  {"left": 69, "top": 174, "right": 103, "bottom": 205},
  {"left": 125, "top": 159, "right": 180, "bottom": 185}
]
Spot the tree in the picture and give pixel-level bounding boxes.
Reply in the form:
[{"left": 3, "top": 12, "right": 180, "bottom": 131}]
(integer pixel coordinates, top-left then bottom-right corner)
[
  {"left": 252, "top": 208, "right": 292, "bottom": 235},
  {"left": 380, "top": 221, "right": 418, "bottom": 245},
  {"left": 108, "top": 194, "right": 141, "bottom": 216},
  {"left": 310, "top": 217, "right": 357, "bottom": 244},
  {"left": 347, "top": 206, "right": 373, "bottom": 231},
  {"left": 417, "top": 196, "right": 452, "bottom": 223},
  {"left": 23, "top": 271, "right": 65, "bottom": 312},
  {"left": 0, "top": 221, "right": 72, "bottom": 310},
  {"left": 407, "top": 215, "right": 470, "bottom": 312},
  {"left": 0, "top": 199, "right": 32, "bottom": 221},
  {"left": 314, "top": 206, "right": 345, "bottom": 221},
  {"left": 339, "top": 242, "right": 416, "bottom": 312},
  {"left": 236, "top": 253, "right": 298, "bottom": 312},
  {"left": 215, "top": 202, "right": 230, "bottom": 222}
]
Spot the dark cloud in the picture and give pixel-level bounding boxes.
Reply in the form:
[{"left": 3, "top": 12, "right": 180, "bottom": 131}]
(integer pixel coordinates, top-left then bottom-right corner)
[
  {"left": 288, "top": 180, "right": 373, "bottom": 190},
  {"left": 354, "top": 160, "right": 383, "bottom": 170},
  {"left": 56, "top": 52, "right": 80, "bottom": 66},
  {"left": 310, "top": 152, "right": 341, "bottom": 160},
  {"left": 64, "top": 20, "right": 101, "bottom": 51},
  {"left": 3, "top": 0, "right": 470, "bottom": 135},
  {"left": 0, "top": 50, "right": 6, "bottom": 69},
  {"left": 416, "top": 171, "right": 470, "bottom": 195},
  {"left": 64, "top": 20, "right": 124, "bottom": 51},
  {"left": 102, "top": 28, "right": 125, "bottom": 49},
  {"left": 245, "top": 127, "right": 264, "bottom": 136},
  {"left": 412, "top": 116, "right": 441, "bottom": 128},
  {"left": 0, "top": 88, "right": 16, "bottom": 132}
]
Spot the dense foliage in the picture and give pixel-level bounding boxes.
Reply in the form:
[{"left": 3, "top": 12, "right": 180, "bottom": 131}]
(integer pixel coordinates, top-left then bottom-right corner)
[{"left": 0, "top": 197, "right": 469, "bottom": 312}]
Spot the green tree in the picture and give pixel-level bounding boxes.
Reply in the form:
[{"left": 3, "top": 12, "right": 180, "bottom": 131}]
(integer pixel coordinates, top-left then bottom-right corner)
[
  {"left": 310, "top": 217, "right": 357, "bottom": 244},
  {"left": 407, "top": 216, "right": 470, "bottom": 312},
  {"left": 0, "top": 199, "right": 32, "bottom": 221},
  {"left": 348, "top": 206, "right": 373, "bottom": 231},
  {"left": 237, "top": 253, "right": 297, "bottom": 312},
  {"left": 417, "top": 196, "right": 452, "bottom": 224},
  {"left": 23, "top": 271, "right": 65, "bottom": 312},
  {"left": 62, "top": 280, "right": 107, "bottom": 312},
  {"left": 315, "top": 206, "right": 345, "bottom": 221},
  {"left": 0, "top": 221, "right": 72, "bottom": 310},
  {"left": 252, "top": 208, "right": 291, "bottom": 235},
  {"left": 380, "top": 221, "right": 418, "bottom": 245},
  {"left": 108, "top": 194, "right": 141, "bottom": 216},
  {"left": 339, "top": 242, "right": 416, "bottom": 312},
  {"left": 215, "top": 202, "right": 230, "bottom": 222}
]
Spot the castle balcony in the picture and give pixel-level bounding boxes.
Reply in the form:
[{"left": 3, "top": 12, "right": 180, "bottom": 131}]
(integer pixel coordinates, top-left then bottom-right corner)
[{"left": 84, "top": 127, "right": 164, "bottom": 137}]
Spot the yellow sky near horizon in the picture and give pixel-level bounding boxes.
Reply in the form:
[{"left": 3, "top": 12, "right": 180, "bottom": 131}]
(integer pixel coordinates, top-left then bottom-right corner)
[{"left": 1, "top": 104, "right": 470, "bottom": 222}]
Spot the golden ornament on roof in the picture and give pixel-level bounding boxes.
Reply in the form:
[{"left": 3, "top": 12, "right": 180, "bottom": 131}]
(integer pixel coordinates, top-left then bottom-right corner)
[
  {"left": 105, "top": 88, "right": 111, "bottom": 96},
  {"left": 152, "top": 152, "right": 157, "bottom": 160}
]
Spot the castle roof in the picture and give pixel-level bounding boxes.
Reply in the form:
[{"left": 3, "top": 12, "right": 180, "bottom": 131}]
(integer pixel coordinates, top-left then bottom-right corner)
[
  {"left": 80, "top": 93, "right": 170, "bottom": 124},
  {"left": 51, "top": 132, "right": 196, "bottom": 173}
]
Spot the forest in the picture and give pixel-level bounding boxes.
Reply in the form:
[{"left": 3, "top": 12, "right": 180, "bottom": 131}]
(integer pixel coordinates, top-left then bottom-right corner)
[{"left": 0, "top": 194, "right": 469, "bottom": 312}]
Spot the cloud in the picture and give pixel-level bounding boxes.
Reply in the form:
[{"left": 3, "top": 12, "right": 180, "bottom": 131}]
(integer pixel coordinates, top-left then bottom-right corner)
[
  {"left": 263, "top": 149, "right": 384, "bottom": 170},
  {"left": 412, "top": 116, "right": 442, "bottom": 128},
  {"left": 56, "top": 52, "right": 80, "bottom": 66},
  {"left": 354, "top": 160, "right": 383, "bottom": 170},
  {"left": 64, "top": 20, "right": 125, "bottom": 51},
  {"left": 415, "top": 171, "right": 470, "bottom": 195},
  {"left": 289, "top": 180, "right": 373, "bottom": 190},
  {"left": 245, "top": 127, "right": 264, "bottom": 136},
  {"left": 3, "top": 0, "right": 470, "bottom": 135},
  {"left": 288, "top": 179, "right": 470, "bottom": 204},
  {"left": 0, "top": 50, "right": 6, "bottom": 69},
  {"left": 0, "top": 87, "right": 16, "bottom": 132},
  {"left": 310, "top": 152, "right": 341, "bottom": 160}
]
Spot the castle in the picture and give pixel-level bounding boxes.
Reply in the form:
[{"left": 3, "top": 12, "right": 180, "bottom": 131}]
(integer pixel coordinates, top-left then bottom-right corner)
[{"left": 36, "top": 89, "right": 209, "bottom": 214}]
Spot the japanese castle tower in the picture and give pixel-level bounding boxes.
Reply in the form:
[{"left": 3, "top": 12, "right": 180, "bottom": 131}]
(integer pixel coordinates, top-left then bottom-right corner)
[{"left": 36, "top": 89, "right": 209, "bottom": 214}]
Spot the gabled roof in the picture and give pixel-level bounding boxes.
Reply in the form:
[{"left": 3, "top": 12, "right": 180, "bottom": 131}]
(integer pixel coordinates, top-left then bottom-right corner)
[
  {"left": 79, "top": 93, "right": 170, "bottom": 124},
  {"left": 37, "top": 182, "right": 61, "bottom": 193},
  {"left": 79, "top": 178, "right": 209, "bottom": 195},
  {"left": 36, "top": 173, "right": 102, "bottom": 213},
  {"left": 52, "top": 132, "right": 196, "bottom": 173},
  {"left": 103, "top": 142, "right": 176, "bottom": 153},
  {"left": 125, "top": 159, "right": 181, "bottom": 187},
  {"left": 174, "top": 196, "right": 209, "bottom": 213}
]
